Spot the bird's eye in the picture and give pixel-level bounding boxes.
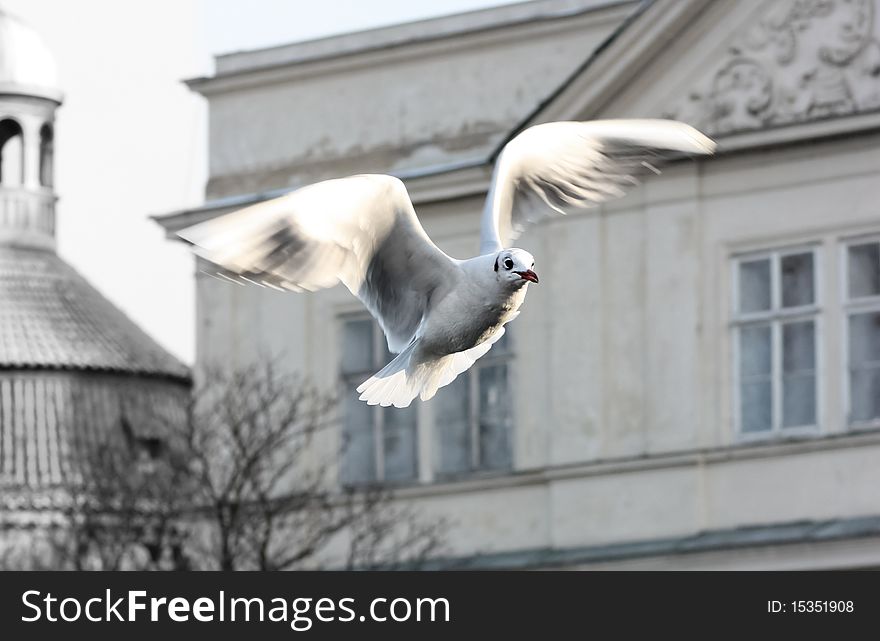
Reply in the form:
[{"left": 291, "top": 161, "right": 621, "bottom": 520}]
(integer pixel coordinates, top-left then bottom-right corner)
[{"left": 503, "top": 258, "right": 514, "bottom": 270}]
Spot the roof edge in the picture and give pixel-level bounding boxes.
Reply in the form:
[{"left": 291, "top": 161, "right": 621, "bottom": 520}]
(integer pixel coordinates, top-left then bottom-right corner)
[
  {"left": 187, "top": 1, "right": 636, "bottom": 91},
  {"left": 0, "top": 363, "right": 191, "bottom": 385},
  {"left": 0, "top": 247, "right": 191, "bottom": 381},
  {"left": 500, "top": 0, "right": 714, "bottom": 131},
  {"left": 0, "top": 82, "right": 63, "bottom": 104},
  {"left": 489, "top": 0, "right": 654, "bottom": 159}
]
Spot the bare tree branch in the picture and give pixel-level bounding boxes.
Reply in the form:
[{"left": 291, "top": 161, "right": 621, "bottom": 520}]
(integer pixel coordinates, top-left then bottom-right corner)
[{"left": 13, "top": 360, "right": 446, "bottom": 571}]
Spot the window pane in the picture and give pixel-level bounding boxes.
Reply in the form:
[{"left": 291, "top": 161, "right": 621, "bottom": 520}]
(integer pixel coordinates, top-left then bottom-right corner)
[
  {"left": 478, "top": 365, "right": 512, "bottom": 470},
  {"left": 434, "top": 375, "right": 471, "bottom": 476},
  {"left": 850, "top": 367, "right": 880, "bottom": 423},
  {"left": 848, "top": 243, "right": 880, "bottom": 299},
  {"left": 383, "top": 405, "right": 417, "bottom": 482},
  {"left": 780, "top": 321, "right": 816, "bottom": 428},
  {"left": 849, "top": 312, "right": 880, "bottom": 366},
  {"left": 781, "top": 252, "right": 814, "bottom": 307},
  {"left": 341, "top": 319, "right": 374, "bottom": 374},
  {"left": 849, "top": 311, "right": 880, "bottom": 424},
  {"left": 782, "top": 321, "right": 815, "bottom": 372},
  {"left": 739, "top": 259, "right": 771, "bottom": 313},
  {"left": 783, "top": 373, "right": 816, "bottom": 427},
  {"left": 740, "top": 325, "right": 771, "bottom": 377},
  {"left": 341, "top": 387, "right": 376, "bottom": 485},
  {"left": 741, "top": 380, "right": 772, "bottom": 432},
  {"left": 740, "top": 379, "right": 773, "bottom": 432}
]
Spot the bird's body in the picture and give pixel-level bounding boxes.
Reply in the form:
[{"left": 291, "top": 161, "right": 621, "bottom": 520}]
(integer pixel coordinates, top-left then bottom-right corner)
[
  {"left": 179, "top": 119, "right": 715, "bottom": 408},
  {"left": 355, "top": 250, "right": 533, "bottom": 407},
  {"left": 421, "top": 253, "right": 528, "bottom": 355}
]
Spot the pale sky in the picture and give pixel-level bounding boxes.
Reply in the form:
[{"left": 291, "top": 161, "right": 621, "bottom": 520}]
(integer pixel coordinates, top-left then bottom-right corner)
[{"left": 3, "top": 0, "right": 522, "bottom": 364}]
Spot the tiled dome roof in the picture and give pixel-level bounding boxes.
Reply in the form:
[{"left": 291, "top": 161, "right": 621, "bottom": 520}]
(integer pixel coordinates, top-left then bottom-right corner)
[{"left": 0, "top": 246, "right": 189, "bottom": 381}]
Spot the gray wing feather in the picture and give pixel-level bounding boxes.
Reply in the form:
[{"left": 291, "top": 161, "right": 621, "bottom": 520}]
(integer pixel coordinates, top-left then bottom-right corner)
[{"left": 179, "top": 174, "right": 453, "bottom": 353}]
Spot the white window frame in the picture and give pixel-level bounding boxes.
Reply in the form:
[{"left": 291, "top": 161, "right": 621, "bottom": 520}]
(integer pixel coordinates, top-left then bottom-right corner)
[
  {"left": 338, "top": 313, "right": 418, "bottom": 486},
  {"left": 731, "top": 245, "right": 822, "bottom": 440},
  {"left": 841, "top": 235, "right": 880, "bottom": 430}
]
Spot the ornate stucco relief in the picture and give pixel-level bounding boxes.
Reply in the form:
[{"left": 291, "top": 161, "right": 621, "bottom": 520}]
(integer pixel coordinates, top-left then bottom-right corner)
[{"left": 664, "top": 0, "right": 880, "bottom": 135}]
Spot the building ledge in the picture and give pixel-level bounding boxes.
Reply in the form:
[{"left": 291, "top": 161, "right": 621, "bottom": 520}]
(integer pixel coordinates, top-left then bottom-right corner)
[
  {"left": 380, "top": 428, "right": 880, "bottom": 501},
  {"left": 416, "top": 514, "right": 880, "bottom": 569}
]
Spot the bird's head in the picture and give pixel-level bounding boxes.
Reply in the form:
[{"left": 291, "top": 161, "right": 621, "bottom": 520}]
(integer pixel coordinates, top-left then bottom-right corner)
[{"left": 494, "top": 248, "right": 538, "bottom": 288}]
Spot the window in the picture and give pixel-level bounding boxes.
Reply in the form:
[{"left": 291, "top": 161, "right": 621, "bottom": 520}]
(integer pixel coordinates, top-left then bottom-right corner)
[
  {"left": 339, "top": 316, "right": 417, "bottom": 485},
  {"left": 434, "top": 330, "right": 513, "bottom": 477},
  {"left": 0, "top": 118, "right": 24, "bottom": 186},
  {"left": 120, "top": 416, "right": 165, "bottom": 475},
  {"left": 39, "top": 123, "right": 54, "bottom": 188},
  {"left": 733, "top": 247, "right": 819, "bottom": 435},
  {"left": 845, "top": 239, "right": 880, "bottom": 426}
]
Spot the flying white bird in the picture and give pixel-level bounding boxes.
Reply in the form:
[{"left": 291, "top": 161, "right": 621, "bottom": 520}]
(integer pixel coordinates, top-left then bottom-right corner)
[{"left": 179, "top": 119, "right": 715, "bottom": 408}]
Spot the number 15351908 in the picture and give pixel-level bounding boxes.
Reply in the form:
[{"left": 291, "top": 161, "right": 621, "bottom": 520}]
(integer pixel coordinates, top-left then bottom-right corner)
[{"left": 768, "top": 600, "right": 854, "bottom": 614}]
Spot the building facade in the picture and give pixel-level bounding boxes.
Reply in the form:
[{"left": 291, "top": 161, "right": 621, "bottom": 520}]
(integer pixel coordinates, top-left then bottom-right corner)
[
  {"left": 158, "top": 0, "right": 880, "bottom": 569},
  {"left": 0, "top": 8, "right": 190, "bottom": 560}
]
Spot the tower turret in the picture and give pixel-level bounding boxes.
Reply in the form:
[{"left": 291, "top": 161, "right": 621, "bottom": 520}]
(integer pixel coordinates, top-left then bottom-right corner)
[
  {"left": 0, "top": 8, "right": 61, "bottom": 250},
  {"left": 0, "top": 9, "right": 190, "bottom": 542}
]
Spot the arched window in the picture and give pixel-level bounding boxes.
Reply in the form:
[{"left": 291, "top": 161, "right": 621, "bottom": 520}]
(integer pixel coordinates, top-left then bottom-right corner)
[
  {"left": 0, "top": 118, "right": 24, "bottom": 186},
  {"left": 39, "top": 123, "right": 54, "bottom": 187}
]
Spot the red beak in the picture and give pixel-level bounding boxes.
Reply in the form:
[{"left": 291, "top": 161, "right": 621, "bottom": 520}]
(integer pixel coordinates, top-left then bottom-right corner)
[{"left": 516, "top": 269, "right": 539, "bottom": 284}]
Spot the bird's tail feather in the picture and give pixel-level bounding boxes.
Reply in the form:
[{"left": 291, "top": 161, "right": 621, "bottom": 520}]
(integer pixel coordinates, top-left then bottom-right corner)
[
  {"left": 357, "top": 341, "right": 420, "bottom": 408},
  {"left": 356, "top": 326, "right": 508, "bottom": 408}
]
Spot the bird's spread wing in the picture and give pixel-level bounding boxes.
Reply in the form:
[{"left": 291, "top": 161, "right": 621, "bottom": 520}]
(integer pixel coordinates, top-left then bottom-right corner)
[
  {"left": 178, "top": 174, "right": 454, "bottom": 353},
  {"left": 479, "top": 119, "right": 716, "bottom": 254}
]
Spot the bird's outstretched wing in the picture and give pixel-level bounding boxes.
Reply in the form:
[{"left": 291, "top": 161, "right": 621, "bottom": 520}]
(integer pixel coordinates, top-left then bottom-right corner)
[
  {"left": 178, "top": 174, "right": 454, "bottom": 353},
  {"left": 480, "top": 119, "right": 716, "bottom": 254}
]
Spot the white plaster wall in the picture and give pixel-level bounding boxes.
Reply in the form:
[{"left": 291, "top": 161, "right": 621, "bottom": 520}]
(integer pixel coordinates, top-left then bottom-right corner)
[
  {"left": 201, "top": 6, "right": 633, "bottom": 196},
  {"left": 331, "top": 435, "right": 880, "bottom": 559}
]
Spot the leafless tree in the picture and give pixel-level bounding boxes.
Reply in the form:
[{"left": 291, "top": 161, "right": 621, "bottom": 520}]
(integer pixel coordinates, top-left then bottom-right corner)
[
  {"left": 181, "top": 362, "right": 445, "bottom": 570},
  {"left": 15, "top": 362, "right": 446, "bottom": 570},
  {"left": 74, "top": 446, "right": 189, "bottom": 569},
  {"left": 46, "top": 423, "right": 192, "bottom": 570}
]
